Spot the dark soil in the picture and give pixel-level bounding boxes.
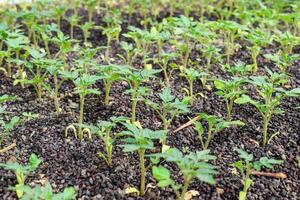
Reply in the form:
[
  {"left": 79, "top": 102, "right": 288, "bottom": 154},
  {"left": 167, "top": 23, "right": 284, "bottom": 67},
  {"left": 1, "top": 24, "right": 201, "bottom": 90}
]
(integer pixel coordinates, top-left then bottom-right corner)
[{"left": 0, "top": 8, "right": 300, "bottom": 200}]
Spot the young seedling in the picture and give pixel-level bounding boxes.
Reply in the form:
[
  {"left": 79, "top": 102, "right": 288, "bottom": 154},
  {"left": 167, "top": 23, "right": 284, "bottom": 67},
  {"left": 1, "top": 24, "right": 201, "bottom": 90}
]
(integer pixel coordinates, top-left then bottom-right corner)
[
  {"left": 31, "top": 23, "right": 56, "bottom": 57},
  {"left": 171, "top": 16, "right": 200, "bottom": 68},
  {"left": 123, "top": 26, "right": 153, "bottom": 67},
  {"left": 75, "top": 46, "right": 100, "bottom": 74},
  {"left": 0, "top": 115, "right": 20, "bottom": 147},
  {"left": 65, "top": 73, "right": 100, "bottom": 140},
  {"left": 66, "top": 14, "right": 82, "bottom": 39},
  {"left": 83, "top": 0, "right": 100, "bottom": 23},
  {"left": 214, "top": 77, "right": 246, "bottom": 121},
  {"left": 151, "top": 148, "right": 217, "bottom": 200},
  {"left": 144, "top": 87, "right": 189, "bottom": 144},
  {"left": 211, "top": 20, "right": 245, "bottom": 64},
  {"left": 119, "top": 123, "right": 165, "bottom": 196},
  {"left": 264, "top": 51, "right": 300, "bottom": 73},
  {"left": 153, "top": 51, "right": 178, "bottom": 86},
  {"left": 192, "top": 113, "right": 244, "bottom": 150},
  {"left": 0, "top": 95, "right": 19, "bottom": 144},
  {"left": 245, "top": 29, "right": 271, "bottom": 72},
  {"left": 18, "top": 8, "right": 40, "bottom": 42},
  {"left": 79, "top": 22, "right": 94, "bottom": 46},
  {"left": 221, "top": 61, "right": 253, "bottom": 77},
  {"left": 179, "top": 67, "right": 204, "bottom": 105},
  {"left": 123, "top": 68, "right": 160, "bottom": 123},
  {"left": 232, "top": 148, "right": 283, "bottom": 200},
  {"left": 274, "top": 31, "right": 300, "bottom": 54},
  {"left": 0, "top": 153, "right": 42, "bottom": 198},
  {"left": 97, "top": 24, "right": 121, "bottom": 63},
  {"left": 51, "top": 30, "right": 74, "bottom": 68},
  {"left": 45, "top": 59, "right": 65, "bottom": 114},
  {"left": 5, "top": 30, "right": 30, "bottom": 77},
  {"left": 200, "top": 44, "right": 221, "bottom": 89},
  {"left": 118, "top": 41, "right": 139, "bottom": 65},
  {"left": 235, "top": 69, "right": 300, "bottom": 146},
  {"left": 0, "top": 22, "right": 9, "bottom": 51},
  {"left": 93, "top": 64, "right": 128, "bottom": 106},
  {"left": 18, "top": 181, "right": 76, "bottom": 200},
  {"left": 149, "top": 26, "right": 171, "bottom": 59},
  {"left": 53, "top": 4, "right": 68, "bottom": 28},
  {"left": 86, "top": 116, "right": 128, "bottom": 166}
]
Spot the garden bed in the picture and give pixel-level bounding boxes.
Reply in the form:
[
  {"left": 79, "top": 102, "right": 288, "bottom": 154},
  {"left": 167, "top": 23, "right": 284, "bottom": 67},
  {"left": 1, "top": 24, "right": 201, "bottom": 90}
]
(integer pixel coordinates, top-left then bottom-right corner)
[{"left": 0, "top": 1, "right": 299, "bottom": 199}]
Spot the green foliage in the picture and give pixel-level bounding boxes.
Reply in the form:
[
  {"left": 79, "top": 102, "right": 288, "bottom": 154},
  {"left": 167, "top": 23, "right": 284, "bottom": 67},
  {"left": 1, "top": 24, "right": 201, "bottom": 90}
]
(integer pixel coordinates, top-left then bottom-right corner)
[
  {"left": 93, "top": 64, "right": 129, "bottom": 106},
  {"left": 119, "top": 123, "right": 165, "bottom": 196},
  {"left": 233, "top": 148, "right": 283, "bottom": 200},
  {"left": 179, "top": 67, "right": 204, "bottom": 104},
  {"left": 144, "top": 87, "right": 189, "bottom": 144},
  {"left": 221, "top": 61, "right": 252, "bottom": 76},
  {"left": 274, "top": 31, "right": 300, "bottom": 54},
  {"left": 0, "top": 153, "right": 42, "bottom": 198},
  {"left": 65, "top": 73, "right": 100, "bottom": 140},
  {"left": 87, "top": 116, "right": 128, "bottom": 166},
  {"left": 82, "top": 0, "right": 100, "bottom": 22},
  {"left": 14, "top": 48, "right": 50, "bottom": 100},
  {"left": 123, "top": 68, "right": 160, "bottom": 123},
  {"left": 235, "top": 69, "right": 300, "bottom": 146},
  {"left": 0, "top": 95, "right": 20, "bottom": 146},
  {"left": 19, "top": 181, "right": 76, "bottom": 200},
  {"left": 151, "top": 148, "right": 217, "bottom": 200},
  {"left": 79, "top": 22, "right": 94, "bottom": 46},
  {"left": 245, "top": 29, "right": 271, "bottom": 72},
  {"left": 193, "top": 113, "right": 244, "bottom": 150},
  {"left": 264, "top": 51, "right": 300, "bottom": 73},
  {"left": 214, "top": 77, "right": 246, "bottom": 121}
]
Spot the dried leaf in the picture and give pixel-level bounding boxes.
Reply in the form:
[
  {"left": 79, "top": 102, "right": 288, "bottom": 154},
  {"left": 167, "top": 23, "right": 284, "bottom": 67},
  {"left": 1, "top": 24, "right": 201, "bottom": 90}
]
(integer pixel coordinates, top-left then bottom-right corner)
[
  {"left": 184, "top": 190, "right": 199, "bottom": 200},
  {"left": 162, "top": 145, "right": 170, "bottom": 153},
  {"left": 124, "top": 187, "right": 140, "bottom": 196}
]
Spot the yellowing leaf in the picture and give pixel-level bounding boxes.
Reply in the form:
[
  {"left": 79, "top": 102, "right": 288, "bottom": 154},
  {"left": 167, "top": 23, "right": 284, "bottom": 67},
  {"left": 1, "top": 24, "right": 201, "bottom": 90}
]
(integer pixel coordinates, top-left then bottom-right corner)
[
  {"left": 144, "top": 64, "right": 152, "bottom": 70},
  {"left": 184, "top": 190, "right": 199, "bottom": 200},
  {"left": 162, "top": 145, "right": 170, "bottom": 153},
  {"left": 133, "top": 121, "right": 143, "bottom": 129},
  {"left": 146, "top": 183, "right": 156, "bottom": 190},
  {"left": 124, "top": 187, "right": 140, "bottom": 195}
]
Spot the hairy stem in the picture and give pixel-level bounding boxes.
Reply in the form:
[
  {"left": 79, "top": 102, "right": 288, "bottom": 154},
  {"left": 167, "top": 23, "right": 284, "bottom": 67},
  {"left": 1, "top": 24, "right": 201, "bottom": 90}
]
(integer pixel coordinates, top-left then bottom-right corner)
[
  {"left": 139, "top": 149, "right": 146, "bottom": 196},
  {"left": 104, "top": 82, "right": 112, "bottom": 106},
  {"left": 204, "top": 126, "right": 213, "bottom": 150},
  {"left": 226, "top": 99, "right": 233, "bottom": 121},
  {"left": 78, "top": 94, "right": 85, "bottom": 140},
  {"left": 262, "top": 116, "right": 269, "bottom": 147},
  {"left": 180, "top": 177, "right": 191, "bottom": 200},
  {"left": 132, "top": 92, "right": 137, "bottom": 123},
  {"left": 53, "top": 74, "right": 61, "bottom": 114}
]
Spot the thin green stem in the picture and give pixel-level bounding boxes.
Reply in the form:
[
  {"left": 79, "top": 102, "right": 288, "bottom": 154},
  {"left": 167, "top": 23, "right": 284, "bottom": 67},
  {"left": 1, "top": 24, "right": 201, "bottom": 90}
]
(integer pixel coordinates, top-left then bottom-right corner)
[
  {"left": 78, "top": 94, "right": 85, "bottom": 140},
  {"left": 139, "top": 149, "right": 146, "bottom": 196},
  {"left": 180, "top": 177, "right": 191, "bottom": 200},
  {"left": 226, "top": 99, "right": 233, "bottom": 121},
  {"left": 262, "top": 116, "right": 269, "bottom": 147},
  {"left": 204, "top": 126, "right": 213, "bottom": 150},
  {"left": 53, "top": 74, "right": 61, "bottom": 114},
  {"left": 104, "top": 82, "right": 112, "bottom": 106},
  {"left": 132, "top": 93, "right": 137, "bottom": 123}
]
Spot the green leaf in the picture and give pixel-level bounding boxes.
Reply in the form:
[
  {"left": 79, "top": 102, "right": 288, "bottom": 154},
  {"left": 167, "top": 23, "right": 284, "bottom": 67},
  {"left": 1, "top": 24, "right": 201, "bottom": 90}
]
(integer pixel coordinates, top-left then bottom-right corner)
[
  {"left": 120, "top": 144, "right": 141, "bottom": 152},
  {"left": 235, "top": 148, "right": 253, "bottom": 162},
  {"left": 28, "top": 154, "right": 42, "bottom": 171},
  {"left": 253, "top": 157, "right": 283, "bottom": 170},
  {"left": 152, "top": 165, "right": 170, "bottom": 180},
  {"left": 195, "top": 173, "right": 216, "bottom": 185},
  {"left": 234, "top": 95, "right": 252, "bottom": 104}
]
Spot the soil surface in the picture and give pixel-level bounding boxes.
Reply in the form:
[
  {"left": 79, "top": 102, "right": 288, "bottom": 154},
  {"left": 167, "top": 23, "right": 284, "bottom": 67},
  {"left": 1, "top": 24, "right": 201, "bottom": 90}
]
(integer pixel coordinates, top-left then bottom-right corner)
[{"left": 0, "top": 8, "right": 300, "bottom": 200}]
